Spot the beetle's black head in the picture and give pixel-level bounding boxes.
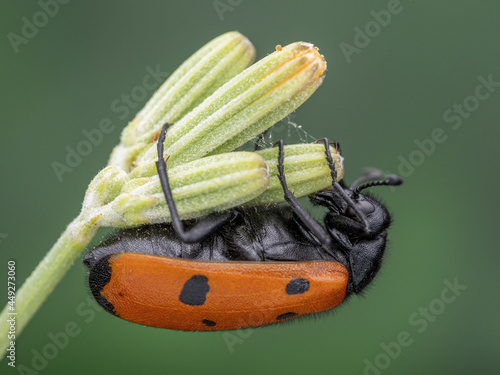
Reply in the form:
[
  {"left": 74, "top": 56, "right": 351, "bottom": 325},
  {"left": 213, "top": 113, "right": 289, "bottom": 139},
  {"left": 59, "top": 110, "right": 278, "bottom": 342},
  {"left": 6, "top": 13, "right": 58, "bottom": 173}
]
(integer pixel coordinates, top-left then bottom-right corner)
[
  {"left": 310, "top": 170, "right": 403, "bottom": 295},
  {"left": 311, "top": 171, "right": 402, "bottom": 239}
]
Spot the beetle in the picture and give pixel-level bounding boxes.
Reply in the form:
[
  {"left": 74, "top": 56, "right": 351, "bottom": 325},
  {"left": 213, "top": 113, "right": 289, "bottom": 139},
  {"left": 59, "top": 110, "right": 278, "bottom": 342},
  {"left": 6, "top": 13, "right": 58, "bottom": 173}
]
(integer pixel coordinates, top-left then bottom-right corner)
[{"left": 83, "top": 123, "right": 402, "bottom": 331}]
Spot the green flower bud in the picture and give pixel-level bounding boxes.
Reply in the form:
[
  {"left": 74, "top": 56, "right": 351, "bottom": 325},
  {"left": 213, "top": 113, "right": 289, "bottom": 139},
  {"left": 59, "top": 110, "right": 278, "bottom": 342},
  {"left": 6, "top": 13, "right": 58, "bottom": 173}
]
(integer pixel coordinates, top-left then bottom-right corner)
[
  {"left": 135, "top": 41, "right": 326, "bottom": 170},
  {"left": 109, "top": 31, "right": 256, "bottom": 171},
  {"left": 82, "top": 166, "right": 129, "bottom": 209},
  {"left": 98, "top": 152, "right": 269, "bottom": 227}
]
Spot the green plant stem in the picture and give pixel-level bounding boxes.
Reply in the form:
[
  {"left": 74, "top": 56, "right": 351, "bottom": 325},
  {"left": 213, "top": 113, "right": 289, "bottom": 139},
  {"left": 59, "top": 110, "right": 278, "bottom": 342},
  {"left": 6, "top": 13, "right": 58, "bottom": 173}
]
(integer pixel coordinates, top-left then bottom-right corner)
[{"left": 0, "top": 214, "right": 99, "bottom": 357}]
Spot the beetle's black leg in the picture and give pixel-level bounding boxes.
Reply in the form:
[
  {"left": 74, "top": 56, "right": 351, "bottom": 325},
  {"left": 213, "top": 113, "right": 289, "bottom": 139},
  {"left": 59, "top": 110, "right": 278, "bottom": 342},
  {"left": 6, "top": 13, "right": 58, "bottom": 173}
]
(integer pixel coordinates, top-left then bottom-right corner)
[
  {"left": 319, "top": 138, "right": 370, "bottom": 232},
  {"left": 325, "top": 225, "right": 353, "bottom": 250},
  {"left": 274, "top": 140, "right": 332, "bottom": 248},
  {"left": 155, "top": 123, "right": 236, "bottom": 243}
]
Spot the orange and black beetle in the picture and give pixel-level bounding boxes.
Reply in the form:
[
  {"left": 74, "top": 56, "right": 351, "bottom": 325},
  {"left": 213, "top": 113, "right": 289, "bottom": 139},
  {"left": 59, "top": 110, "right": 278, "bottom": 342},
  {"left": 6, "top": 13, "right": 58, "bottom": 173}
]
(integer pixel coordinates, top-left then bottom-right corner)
[{"left": 84, "top": 124, "right": 402, "bottom": 331}]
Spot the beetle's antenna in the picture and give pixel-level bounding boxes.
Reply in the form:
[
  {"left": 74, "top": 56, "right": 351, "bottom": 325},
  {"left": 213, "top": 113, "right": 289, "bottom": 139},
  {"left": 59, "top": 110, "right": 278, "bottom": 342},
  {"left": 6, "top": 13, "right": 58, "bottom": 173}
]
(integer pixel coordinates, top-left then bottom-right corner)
[
  {"left": 352, "top": 175, "right": 403, "bottom": 199},
  {"left": 349, "top": 168, "right": 385, "bottom": 190},
  {"left": 318, "top": 138, "right": 370, "bottom": 232}
]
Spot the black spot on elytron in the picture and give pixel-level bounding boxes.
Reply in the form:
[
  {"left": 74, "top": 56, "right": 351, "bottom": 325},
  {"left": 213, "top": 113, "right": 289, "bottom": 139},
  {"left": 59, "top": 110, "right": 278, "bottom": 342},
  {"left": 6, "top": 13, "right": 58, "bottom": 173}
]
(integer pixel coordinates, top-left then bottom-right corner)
[
  {"left": 277, "top": 312, "right": 298, "bottom": 321},
  {"left": 286, "top": 278, "right": 310, "bottom": 295},
  {"left": 179, "top": 275, "right": 210, "bottom": 306},
  {"left": 88, "top": 254, "right": 116, "bottom": 316},
  {"left": 202, "top": 319, "right": 216, "bottom": 327}
]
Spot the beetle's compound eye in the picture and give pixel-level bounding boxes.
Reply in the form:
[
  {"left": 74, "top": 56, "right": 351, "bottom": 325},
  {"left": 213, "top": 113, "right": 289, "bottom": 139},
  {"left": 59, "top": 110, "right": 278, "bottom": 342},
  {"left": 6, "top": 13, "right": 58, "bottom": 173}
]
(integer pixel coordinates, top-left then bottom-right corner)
[{"left": 346, "top": 199, "right": 375, "bottom": 219}]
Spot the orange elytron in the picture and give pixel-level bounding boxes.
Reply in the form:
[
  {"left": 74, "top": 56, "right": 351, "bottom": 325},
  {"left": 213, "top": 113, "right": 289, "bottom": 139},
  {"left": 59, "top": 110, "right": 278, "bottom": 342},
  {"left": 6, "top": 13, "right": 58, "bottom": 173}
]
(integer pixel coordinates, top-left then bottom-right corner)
[{"left": 90, "top": 253, "right": 348, "bottom": 330}]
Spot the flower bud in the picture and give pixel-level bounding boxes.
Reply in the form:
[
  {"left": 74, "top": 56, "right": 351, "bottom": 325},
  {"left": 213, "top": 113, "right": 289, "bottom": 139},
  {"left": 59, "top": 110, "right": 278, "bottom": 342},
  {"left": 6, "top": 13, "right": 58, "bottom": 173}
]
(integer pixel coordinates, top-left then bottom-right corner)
[
  {"left": 135, "top": 41, "right": 326, "bottom": 170},
  {"left": 109, "top": 31, "right": 256, "bottom": 171},
  {"left": 82, "top": 166, "right": 129, "bottom": 210},
  {"left": 98, "top": 152, "right": 269, "bottom": 227}
]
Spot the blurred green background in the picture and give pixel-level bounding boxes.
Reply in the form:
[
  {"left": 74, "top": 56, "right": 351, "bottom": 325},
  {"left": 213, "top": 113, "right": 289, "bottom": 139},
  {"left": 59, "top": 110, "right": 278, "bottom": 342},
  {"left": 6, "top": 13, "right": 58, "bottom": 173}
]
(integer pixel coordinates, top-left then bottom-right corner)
[{"left": 1, "top": 1, "right": 499, "bottom": 374}]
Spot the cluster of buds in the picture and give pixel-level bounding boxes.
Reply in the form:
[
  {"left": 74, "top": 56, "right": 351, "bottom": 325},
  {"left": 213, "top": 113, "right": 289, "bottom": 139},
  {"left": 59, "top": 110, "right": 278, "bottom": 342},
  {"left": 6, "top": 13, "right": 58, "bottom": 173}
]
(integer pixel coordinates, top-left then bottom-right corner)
[{"left": 94, "top": 31, "right": 342, "bottom": 226}]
